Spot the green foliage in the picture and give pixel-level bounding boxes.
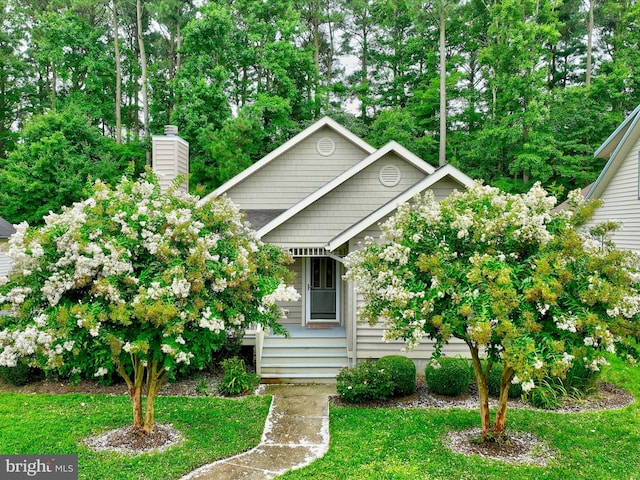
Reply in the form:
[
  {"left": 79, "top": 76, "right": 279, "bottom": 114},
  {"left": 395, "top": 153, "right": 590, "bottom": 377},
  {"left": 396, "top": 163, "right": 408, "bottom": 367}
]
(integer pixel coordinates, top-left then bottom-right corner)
[
  {"left": 486, "top": 362, "right": 522, "bottom": 398},
  {"left": 528, "top": 361, "right": 600, "bottom": 409},
  {"left": 0, "top": 104, "right": 144, "bottom": 225},
  {"left": 0, "top": 173, "right": 296, "bottom": 431},
  {"left": 376, "top": 355, "right": 416, "bottom": 397},
  {"left": 425, "top": 357, "right": 472, "bottom": 397},
  {"left": 528, "top": 378, "right": 568, "bottom": 409},
  {"left": 0, "top": 363, "right": 43, "bottom": 386},
  {"left": 217, "top": 357, "right": 259, "bottom": 396},
  {"left": 336, "top": 361, "right": 395, "bottom": 403},
  {"left": 346, "top": 181, "right": 640, "bottom": 434}
]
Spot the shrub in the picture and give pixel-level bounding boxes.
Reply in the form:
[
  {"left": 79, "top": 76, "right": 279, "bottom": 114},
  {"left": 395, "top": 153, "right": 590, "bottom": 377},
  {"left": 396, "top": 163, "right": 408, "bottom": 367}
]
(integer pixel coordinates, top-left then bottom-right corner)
[
  {"left": 336, "top": 360, "right": 395, "bottom": 403},
  {"left": 217, "top": 357, "right": 259, "bottom": 396},
  {"left": 563, "top": 361, "right": 600, "bottom": 392},
  {"left": 425, "top": 357, "right": 472, "bottom": 396},
  {"left": 528, "top": 362, "right": 599, "bottom": 409},
  {"left": 0, "top": 363, "right": 43, "bottom": 386},
  {"left": 377, "top": 355, "right": 416, "bottom": 397},
  {"left": 487, "top": 363, "right": 523, "bottom": 398},
  {"left": 528, "top": 379, "right": 566, "bottom": 409}
]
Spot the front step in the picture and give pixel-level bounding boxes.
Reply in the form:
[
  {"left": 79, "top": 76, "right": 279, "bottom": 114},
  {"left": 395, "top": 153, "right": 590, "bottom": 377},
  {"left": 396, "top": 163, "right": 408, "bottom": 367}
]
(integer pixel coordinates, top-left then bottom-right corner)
[{"left": 259, "top": 327, "right": 348, "bottom": 384}]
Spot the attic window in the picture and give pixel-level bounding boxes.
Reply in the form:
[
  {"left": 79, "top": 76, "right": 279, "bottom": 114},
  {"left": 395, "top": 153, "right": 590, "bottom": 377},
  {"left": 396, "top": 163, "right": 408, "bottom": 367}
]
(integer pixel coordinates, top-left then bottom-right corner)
[
  {"left": 379, "top": 165, "right": 401, "bottom": 187},
  {"left": 317, "top": 137, "right": 335, "bottom": 156}
]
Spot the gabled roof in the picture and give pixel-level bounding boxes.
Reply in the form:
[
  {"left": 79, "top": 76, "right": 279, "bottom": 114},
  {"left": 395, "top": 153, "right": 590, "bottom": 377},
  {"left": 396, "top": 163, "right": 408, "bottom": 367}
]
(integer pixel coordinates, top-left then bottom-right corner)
[
  {"left": 587, "top": 104, "right": 640, "bottom": 200},
  {"left": 0, "top": 217, "right": 15, "bottom": 239},
  {"left": 256, "top": 141, "right": 437, "bottom": 237},
  {"left": 198, "top": 116, "right": 377, "bottom": 207},
  {"left": 325, "top": 164, "right": 473, "bottom": 251}
]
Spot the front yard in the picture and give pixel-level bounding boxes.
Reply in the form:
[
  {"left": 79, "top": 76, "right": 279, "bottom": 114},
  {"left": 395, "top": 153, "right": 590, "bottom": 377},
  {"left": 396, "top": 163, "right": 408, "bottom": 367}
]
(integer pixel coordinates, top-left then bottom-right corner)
[{"left": 0, "top": 357, "right": 638, "bottom": 479}]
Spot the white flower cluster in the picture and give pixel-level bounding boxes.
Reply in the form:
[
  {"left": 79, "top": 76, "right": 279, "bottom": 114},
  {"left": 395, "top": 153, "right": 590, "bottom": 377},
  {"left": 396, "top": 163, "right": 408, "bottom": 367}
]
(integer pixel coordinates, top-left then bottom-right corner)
[
  {"left": 379, "top": 243, "right": 411, "bottom": 265},
  {"left": 0, "top": 326, "right": 54, "bottom": 367},
  {"left": 199, "top": 307, "right": 225, "bottom": 333},
  {"left": 607, "top": 295, "right": 640, "bottom": 318},
  {"left": 262, "top": 284, "right": 301, "bottom": 305},
  {"left": 553, "top": 315, "right": 577, "bottom": 332}
]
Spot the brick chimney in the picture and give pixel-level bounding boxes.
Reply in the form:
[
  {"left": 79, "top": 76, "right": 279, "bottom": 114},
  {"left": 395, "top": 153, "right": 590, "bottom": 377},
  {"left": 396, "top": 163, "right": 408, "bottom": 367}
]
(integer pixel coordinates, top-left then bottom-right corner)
[{"left": 151, "top": 126, "right": 189, "bottom": 193}]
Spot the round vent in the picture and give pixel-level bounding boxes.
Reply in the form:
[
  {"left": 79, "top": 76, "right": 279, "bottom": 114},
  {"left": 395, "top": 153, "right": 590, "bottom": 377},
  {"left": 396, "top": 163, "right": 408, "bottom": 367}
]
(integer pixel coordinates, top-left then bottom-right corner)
[
  {"left": 379, "top": 165, "right": 401, "bottom": 187},
  {"left": 317, "top": 137, "right": 336, "bottom": 156}
]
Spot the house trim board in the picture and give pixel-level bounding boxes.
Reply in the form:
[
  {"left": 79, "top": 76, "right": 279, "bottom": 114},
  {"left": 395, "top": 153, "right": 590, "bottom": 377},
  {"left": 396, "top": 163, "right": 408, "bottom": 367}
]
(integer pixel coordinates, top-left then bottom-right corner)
[{"left": 588, "top": 104, "right": 640, "bottom": 200}]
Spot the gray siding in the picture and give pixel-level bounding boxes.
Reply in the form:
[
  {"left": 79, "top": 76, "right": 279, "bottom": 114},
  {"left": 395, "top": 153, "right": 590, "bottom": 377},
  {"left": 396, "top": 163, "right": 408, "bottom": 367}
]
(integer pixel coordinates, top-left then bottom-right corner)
[
  {"left": 347, "top": 176, "right": 468, "bottom": 368},
  {"left": 225, "top": 127, "right": 370, "bottom": 210},
  {"left": 0, "top": 252, "right": 11, "bottom": 277},
  {"left": 277, "top": 257, "right": 303, "bottom": 326},
  {"left": 588, "top": 139, "right": 640, "bottom": 252},
  {"left": 152, "top": 136, "right": 189, "bottom": 193},
  {"left": 264, "top": 154, "right": 425, "bottom": 245}
]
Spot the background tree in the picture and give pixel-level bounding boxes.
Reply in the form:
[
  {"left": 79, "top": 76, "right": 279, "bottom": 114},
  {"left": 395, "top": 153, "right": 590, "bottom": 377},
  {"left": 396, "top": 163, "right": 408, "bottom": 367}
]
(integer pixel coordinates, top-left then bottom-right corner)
[
  {"left": 345, "top": 182, "right": 640, "bottom": 440},
  {"left": 0, "top": 105, "right": 145, "bottom": 225},
  {"left": 0, "top": 174, "right": 298, "bottom": 435}
]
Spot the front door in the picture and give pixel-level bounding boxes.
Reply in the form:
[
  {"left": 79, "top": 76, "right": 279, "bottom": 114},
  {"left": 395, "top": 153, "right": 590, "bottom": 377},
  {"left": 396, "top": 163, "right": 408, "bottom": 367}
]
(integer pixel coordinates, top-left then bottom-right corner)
[{"left": 306, "top": 257, "right": 339, "bottom": 324}]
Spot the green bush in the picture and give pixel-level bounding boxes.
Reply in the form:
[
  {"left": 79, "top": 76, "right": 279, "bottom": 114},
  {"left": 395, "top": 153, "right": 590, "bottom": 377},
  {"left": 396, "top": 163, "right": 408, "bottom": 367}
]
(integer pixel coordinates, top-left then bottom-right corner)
[
  {"left": 563, "top": 361, "right": 600, "bottom": 392},
  {"left": 0, "top": 363, "right": 43, "bottom": 386},
  {"left": 528, "top": 379, "right": 566, "bottom": 409},
  {"left": 425, "top": 357, "right": 472, "bottom": 396},
  {"left": 336, "top": 360, "right": 395, "bottom": 403},
  {"left": 528, "top": 362, "right": 599, "bottom": 409},
  {"left": 217, "top": 357, "right": 259, "bottom": 396},
  {"left": 487, "top": 363, "right": 523, "bottom": 398},
  {"left": 376, "top": 355, "right": 416, "bottom": 397}
]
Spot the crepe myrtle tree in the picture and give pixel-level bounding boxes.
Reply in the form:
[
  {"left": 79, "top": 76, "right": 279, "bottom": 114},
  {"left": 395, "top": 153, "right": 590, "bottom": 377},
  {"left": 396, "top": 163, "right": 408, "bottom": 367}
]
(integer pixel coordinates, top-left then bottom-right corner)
[
  {"left": 345, "top": 182, "right": 640, "bottom": 440},
  {"left": 0, "top": 174, "right": 299, "bottom": 435}
]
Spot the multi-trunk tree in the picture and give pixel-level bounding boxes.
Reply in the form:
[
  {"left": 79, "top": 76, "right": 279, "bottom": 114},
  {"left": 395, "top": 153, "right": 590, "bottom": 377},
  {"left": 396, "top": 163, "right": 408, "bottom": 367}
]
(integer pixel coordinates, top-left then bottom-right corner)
[
  {"left": 345, "top": 182, "right": 640, "bottom": 439},
  {"left": 0, "top": 174, "right": 298, "bottom": 435}
]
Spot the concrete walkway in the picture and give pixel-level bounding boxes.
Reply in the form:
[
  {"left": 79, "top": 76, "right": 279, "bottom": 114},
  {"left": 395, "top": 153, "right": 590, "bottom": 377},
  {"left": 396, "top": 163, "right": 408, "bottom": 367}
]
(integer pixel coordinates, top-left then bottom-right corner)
[{"left": 180, "top": 384, "right": 336, "bottom": 480}]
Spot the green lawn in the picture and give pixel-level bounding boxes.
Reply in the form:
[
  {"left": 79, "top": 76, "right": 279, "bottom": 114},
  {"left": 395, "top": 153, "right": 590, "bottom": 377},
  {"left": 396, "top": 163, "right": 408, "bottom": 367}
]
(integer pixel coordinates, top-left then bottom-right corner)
[
  {"left": 281, "top": 358, "right": 640, "bottom": 480},
  {"left": 0, "top": 393, "right": 271, "bottom": 480},
  {"left": 1, "top": 360, "right": 639, "bottom": 479}
]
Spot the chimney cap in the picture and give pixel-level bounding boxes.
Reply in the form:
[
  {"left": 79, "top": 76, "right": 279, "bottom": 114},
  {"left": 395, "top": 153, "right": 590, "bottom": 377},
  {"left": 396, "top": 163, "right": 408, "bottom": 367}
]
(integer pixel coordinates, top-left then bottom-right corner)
[{"left": 164, "top": 125, "right": 179, "bottom": 136}]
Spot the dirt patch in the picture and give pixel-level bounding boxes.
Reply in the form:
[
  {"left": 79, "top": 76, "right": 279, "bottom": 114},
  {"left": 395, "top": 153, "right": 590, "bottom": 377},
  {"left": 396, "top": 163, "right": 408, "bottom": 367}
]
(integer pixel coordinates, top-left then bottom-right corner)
[
  {"left": 83, "top": 424, "right": 183, "bottom": 455},
  {"left": 444, "top": 428, "right": 554, "bottom": 466}
]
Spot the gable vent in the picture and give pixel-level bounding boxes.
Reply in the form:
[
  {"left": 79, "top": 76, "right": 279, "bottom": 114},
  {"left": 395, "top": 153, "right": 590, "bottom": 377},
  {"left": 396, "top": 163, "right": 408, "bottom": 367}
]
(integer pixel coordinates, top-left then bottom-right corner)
[
  {"left": 317, "top": 137, "right": 336, "bottom": 156},
  {"left": 379, "top": 165, "right": 401, "bottom": 187}
]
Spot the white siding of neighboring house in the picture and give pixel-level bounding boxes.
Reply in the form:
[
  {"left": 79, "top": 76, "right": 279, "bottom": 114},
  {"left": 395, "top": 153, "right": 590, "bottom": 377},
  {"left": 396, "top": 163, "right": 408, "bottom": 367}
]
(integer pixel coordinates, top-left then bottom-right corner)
[
  {"left": 225, "top": 127, "right": 370, "bottom": 210},
  {"left": 263, "top": 154, "right": 426, "bottom": 245},
  {"left": 587, "top": 140, "right": 640, "bottom": 252}
]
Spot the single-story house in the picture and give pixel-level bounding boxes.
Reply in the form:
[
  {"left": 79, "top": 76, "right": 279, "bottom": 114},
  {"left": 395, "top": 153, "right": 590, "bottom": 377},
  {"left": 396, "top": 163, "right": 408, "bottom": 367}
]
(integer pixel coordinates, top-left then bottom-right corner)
[
  {"left": 154, "top": 117, "right": 474, "bottom": 383},
  {"left": 584, "top": 103, "right": 640, "bottom": 252},
  {"left": 0, "top": 217, "right": 16, "bottom": 277}
]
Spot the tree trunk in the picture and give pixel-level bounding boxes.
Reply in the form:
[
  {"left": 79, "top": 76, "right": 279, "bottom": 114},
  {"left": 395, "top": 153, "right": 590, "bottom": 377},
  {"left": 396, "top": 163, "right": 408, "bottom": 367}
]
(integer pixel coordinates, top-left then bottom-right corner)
[
  {"left": 113, "top": 0, "right": 122, "bottom": 144},
  {"left": 469, "top": 346, "right": 491, "bottom": 436},
  {"left": 586, "top": 0, "right": 594, "bottom": 88},
  {"left": 438, "top": 0, "right": 447, "bottom": 167},
  {"left": 142, "top": 359, "right": 167, "bottom": 435},
  {"left": 136, "top": 0, "right": 150, "bottom": 164},
  {"left": 493, "top": 365, "right": 514, "bottom": 435}
]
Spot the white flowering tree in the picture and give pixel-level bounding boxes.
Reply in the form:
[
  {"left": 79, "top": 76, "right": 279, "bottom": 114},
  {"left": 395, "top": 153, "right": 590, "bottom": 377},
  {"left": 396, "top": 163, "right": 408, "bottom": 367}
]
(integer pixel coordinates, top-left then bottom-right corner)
[
  {"left": 345, "top": 182, "right": 640, "bottom": 440},
  {"left": 0, "top": 174, "right": 298, "bottom": 435}
]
